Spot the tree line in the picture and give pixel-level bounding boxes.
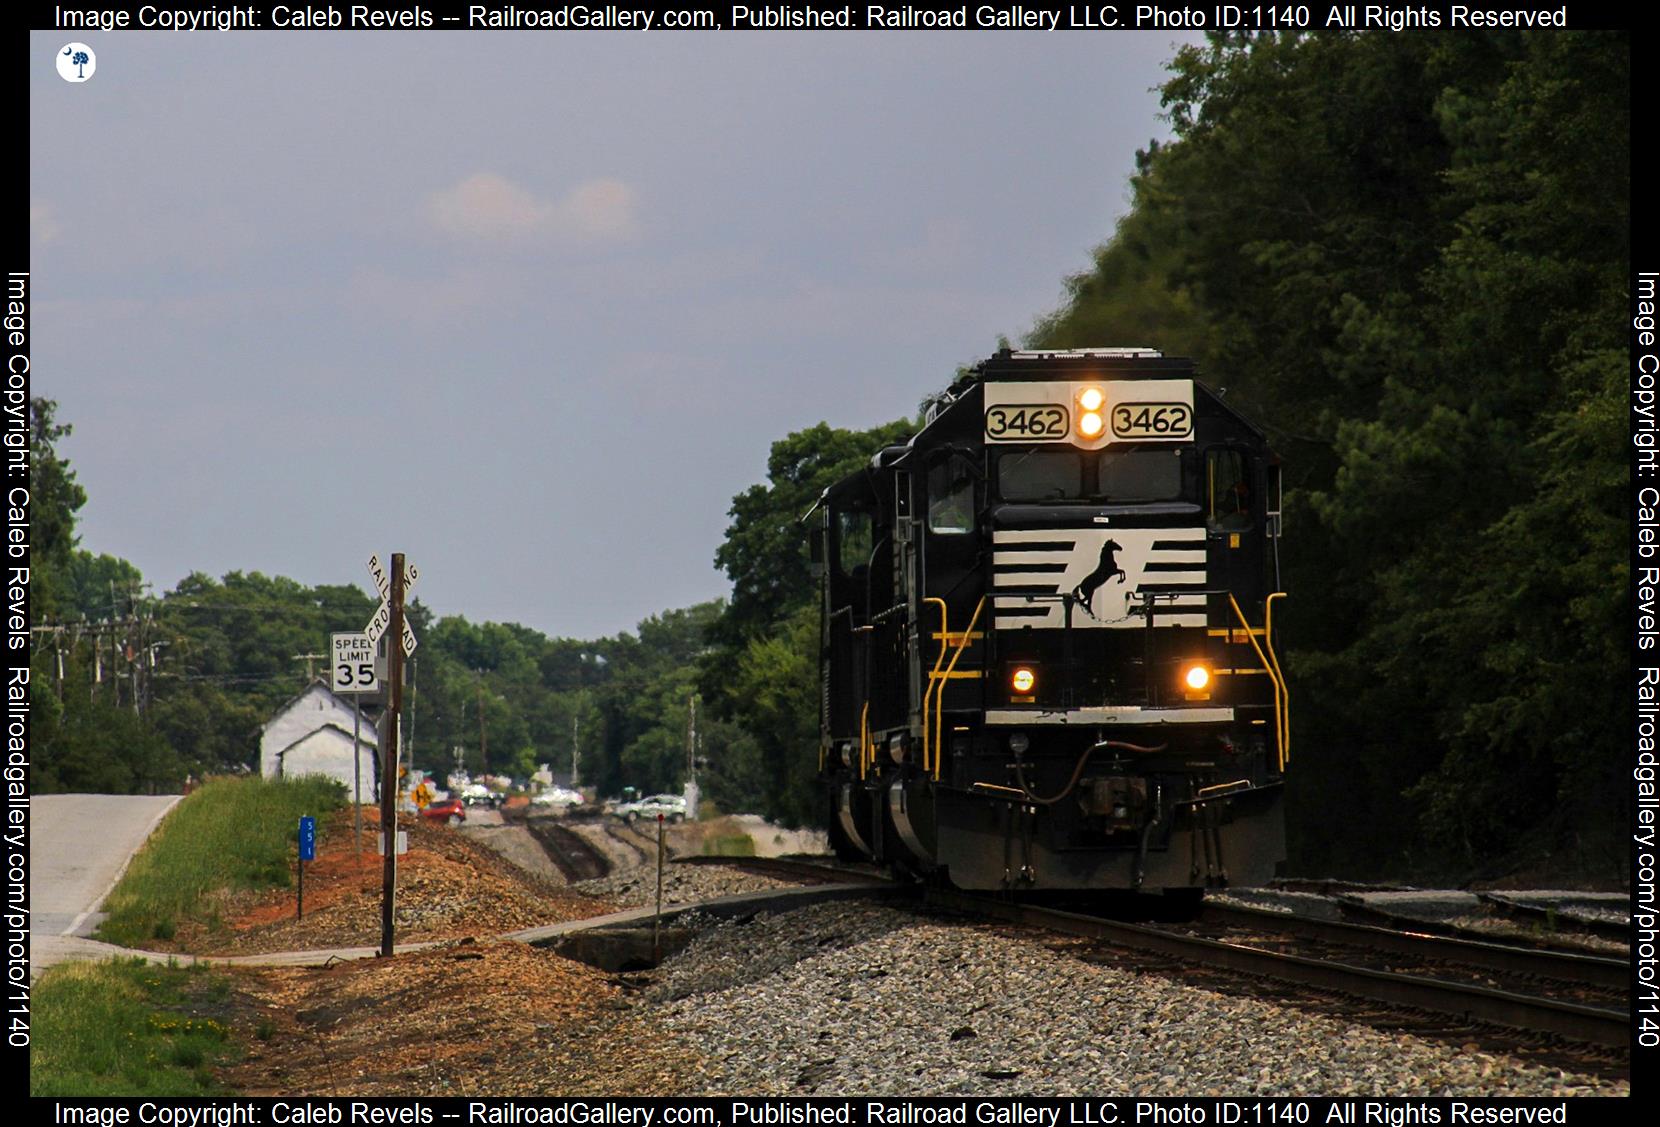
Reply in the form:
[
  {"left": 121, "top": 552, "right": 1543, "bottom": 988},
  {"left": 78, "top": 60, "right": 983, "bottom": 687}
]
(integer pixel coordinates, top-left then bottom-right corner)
[{"left": 27, "top": 397, "right": 902, "bottom": 821}]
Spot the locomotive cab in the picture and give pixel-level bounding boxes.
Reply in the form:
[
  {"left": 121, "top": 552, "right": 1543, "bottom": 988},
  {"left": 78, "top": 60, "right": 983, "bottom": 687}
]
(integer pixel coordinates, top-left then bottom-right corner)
[{"left": 818, "top": 348, "right": 1288, "bottom": 899}]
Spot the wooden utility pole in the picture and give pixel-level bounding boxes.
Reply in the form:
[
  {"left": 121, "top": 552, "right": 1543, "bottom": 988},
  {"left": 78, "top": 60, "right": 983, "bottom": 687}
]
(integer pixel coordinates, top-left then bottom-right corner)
[
  {"left": 475, "top": 672, "right": 488, "bottom": 772},
  {"left": 379, "top": 552, "right": 407, "bottom": 958}
]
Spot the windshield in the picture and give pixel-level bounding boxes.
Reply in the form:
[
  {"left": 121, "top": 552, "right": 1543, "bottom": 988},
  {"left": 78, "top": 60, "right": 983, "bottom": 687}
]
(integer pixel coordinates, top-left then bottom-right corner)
[
  {"left": 998, "top": 451, "right": 1083, "bottom": 501},
  {"left": 1098, "top": 448, "right": 1183, "bottom": 501},
  {"left": 999, "top": 447, "right": 1185, "bottom": 503}
]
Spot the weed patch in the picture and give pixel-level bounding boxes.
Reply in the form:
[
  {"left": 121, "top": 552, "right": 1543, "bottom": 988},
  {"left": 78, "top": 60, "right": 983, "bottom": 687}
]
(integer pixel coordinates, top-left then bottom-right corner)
[
  {"left": 29, "top": 959, "right": 244, "bottom": 1096},
  {"left": 700, "top": 833, "right": 756, "bottom": 857},
  {"left": 96, "top": 776, "right": 345, "bottom": 949}
]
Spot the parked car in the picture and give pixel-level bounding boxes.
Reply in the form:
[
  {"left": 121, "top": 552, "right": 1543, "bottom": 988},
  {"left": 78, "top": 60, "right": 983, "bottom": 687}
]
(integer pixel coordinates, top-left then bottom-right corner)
[
  {"left": 461, "top": 784, "right": 502, "bottom": 808},
  {"left": 600, "top": 786, "right": 640, "bottom": 818},
  {"left": 610, "top": 793, "right": 687, "bottom": 824},
  {"left": 530, "top": 786, "right": 584, "bottom": 809},
  {"left": 421, "top": 798, "right": 466, "bottom": 825}
]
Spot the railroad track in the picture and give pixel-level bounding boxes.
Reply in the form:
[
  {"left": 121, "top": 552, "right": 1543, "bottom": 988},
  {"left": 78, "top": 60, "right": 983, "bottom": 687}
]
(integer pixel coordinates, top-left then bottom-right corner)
[
  {"left": 1475, "top": 891, "right": 1630, "bottom": 942},
  {"left": 674, "top": 854, "right": 888, "bottom": 885},
  {"left": 926, "top": 888, "right": 1629, "bottom": 1048},
  {"left": 602, "top": 820, "right": 655, "bottom": 865},
  {"left": 1326, "top": 895, "right": 1627, "bottom": 953},
  {"left": 1201, "top": 902, "right": 1629, "bottom": 991},
  {"left": 518, "top": 819, "right": 613, "bottom": 882}
]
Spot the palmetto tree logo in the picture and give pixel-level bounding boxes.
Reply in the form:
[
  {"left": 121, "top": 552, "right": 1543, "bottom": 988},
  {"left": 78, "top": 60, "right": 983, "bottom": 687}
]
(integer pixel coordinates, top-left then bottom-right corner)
[{"left": 57, "top": 43, "right": 95, "bottom": 83}]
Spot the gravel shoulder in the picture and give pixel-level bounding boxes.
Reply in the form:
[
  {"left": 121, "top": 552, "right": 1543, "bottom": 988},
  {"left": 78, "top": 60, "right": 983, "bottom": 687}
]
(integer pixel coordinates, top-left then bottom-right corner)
[
  {"left": 648, "top": 902, "right": 1629, "bottom": 1097},
  {"left": 198, "top": 821, "right": 1631, "bottom": 1096}
]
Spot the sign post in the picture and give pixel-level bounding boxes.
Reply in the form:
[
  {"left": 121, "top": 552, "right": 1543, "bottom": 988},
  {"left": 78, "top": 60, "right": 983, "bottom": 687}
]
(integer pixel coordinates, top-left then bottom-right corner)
[
  {"left": 297, "top": 815, "right": 316, "bottom": 920},
  {"left": 331, "top": 631, "right": 378, "bottom": 863},
  {"left": 375, "top": 553, "right": 412, "bottom": 958}
]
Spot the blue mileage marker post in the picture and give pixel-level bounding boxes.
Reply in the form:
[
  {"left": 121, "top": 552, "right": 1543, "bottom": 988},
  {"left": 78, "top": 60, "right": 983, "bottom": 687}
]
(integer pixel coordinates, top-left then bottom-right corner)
[{"left": 297, "top": 815, "right": 317, "bottom": 919}]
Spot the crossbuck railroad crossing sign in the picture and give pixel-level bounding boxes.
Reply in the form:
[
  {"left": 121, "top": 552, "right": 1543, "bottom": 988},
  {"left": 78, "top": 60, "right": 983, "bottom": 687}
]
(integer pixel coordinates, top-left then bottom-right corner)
[{"left": 365, "top": 553, "right": 419, "bottom": 656}]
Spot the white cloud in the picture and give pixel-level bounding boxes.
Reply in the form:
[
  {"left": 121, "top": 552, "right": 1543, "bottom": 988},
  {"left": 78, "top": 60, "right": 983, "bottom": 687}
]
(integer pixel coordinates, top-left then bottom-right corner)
[
  {"left": 426, "top": 172, "right": 640, "bottom": 244},
  {"left": 31, "top": 202, "right": 60, "bottom": 245}
]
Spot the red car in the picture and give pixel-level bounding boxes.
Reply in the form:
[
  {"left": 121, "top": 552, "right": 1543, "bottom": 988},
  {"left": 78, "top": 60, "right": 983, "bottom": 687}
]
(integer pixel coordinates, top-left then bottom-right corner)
[{"left": 421, "top": 798, "right": 466, "bottom": 825}]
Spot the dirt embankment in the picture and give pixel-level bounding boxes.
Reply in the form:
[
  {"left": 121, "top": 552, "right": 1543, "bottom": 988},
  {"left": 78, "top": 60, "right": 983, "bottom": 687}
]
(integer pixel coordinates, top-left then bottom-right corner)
[
  {"left": 196, "top": 806, "right": 824, "bottom": 1094},
  {"left": 223, "top": 939, "right": 708, "bottom": 1096},
  {"left": 173, "top": 807, "right": 621, "bottom": 957}
]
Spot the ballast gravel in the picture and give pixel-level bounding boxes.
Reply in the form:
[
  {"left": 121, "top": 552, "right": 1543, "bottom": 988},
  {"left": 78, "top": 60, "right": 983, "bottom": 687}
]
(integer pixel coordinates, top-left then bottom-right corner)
[
  {"left": 646, "top": 902, "right": 1627, "bottom": 1098},
  {"left": 573, "top": 861, "right": 797, "bottom": 908}
]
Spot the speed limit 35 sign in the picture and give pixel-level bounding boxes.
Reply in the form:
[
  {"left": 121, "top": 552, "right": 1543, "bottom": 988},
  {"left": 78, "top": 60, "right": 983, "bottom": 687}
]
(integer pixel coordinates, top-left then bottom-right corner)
[{"left": 331, "top": 632, "right": 379, "bottom": 695}]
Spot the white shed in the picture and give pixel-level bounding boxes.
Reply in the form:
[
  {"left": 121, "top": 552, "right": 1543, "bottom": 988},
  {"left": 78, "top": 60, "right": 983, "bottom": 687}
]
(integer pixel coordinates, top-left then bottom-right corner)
[
  {"left": 270, "top": 723, "right": 380, "bottom": 798},
  {"left": 259, "top": 682, "right": 381, "bottom": 800}
]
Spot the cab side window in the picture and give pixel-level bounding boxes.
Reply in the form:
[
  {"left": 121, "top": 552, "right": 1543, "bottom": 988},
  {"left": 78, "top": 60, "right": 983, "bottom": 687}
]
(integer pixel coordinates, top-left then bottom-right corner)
[
  {"left": 927, "top": 459, "right": 975, "bottom": 534},
  {"left": 1207, "top": 449, "right": 1253, "bottom": 531},
  {"left": 837, "top": 510, "right": 873, "bottom": 577}
]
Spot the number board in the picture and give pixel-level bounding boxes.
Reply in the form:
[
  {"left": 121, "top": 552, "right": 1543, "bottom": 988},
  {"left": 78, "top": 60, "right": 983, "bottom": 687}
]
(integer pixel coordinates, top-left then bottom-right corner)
[
  {"left": 1110, "top": 402, "right": 1191, "bottom": 439},
  {"left": 330, "top": 632, "right": 379, "bottom": 695},
  {"left": 298, "top": 815, "right": 316, "bottom": 862},
  {"left": 985, "top": 404, "right": 1069, "bottom": 441},
  {"left": 984, "top": 379, "right": 1194, "bottom": 448}
]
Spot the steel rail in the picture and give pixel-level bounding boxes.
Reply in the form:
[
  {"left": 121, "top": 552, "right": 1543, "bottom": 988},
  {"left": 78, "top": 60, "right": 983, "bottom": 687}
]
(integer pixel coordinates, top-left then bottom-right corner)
[
  {"left": 925, "top": 888, "right": 1628, "bottom": 1048},
  {"left": 1332, "top": 895, "right": 1629, "bottom": 950},
  {"left": 674, "top": 854, "right": 890, "bottom": 885},
  {"left": 1202, "top": 902, "right": 1630, "bottom": 990},
  {"left": 1476, "top": 892, "right": 1631, "bottom": 942}
]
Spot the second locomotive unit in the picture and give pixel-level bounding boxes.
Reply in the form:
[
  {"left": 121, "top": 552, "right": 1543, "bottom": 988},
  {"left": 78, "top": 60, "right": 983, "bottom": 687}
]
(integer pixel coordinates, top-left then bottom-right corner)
[{"left": 815, "top": 348, "right": 1288, "bottom": 903}]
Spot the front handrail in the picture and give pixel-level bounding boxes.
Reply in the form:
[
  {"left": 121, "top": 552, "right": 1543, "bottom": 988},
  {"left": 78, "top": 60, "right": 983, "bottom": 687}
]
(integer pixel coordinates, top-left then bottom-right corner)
[
  {"left": 921, "top": 597, "right": 950, "bottom": 776},
  {"left": 1264, "top": 592, "right": 1289, "bottom": 764},
  {"left": 1228, "top": 593, "right": 1288, "bottom": 772},
  {"left": 933, "top": 596, "right": 986, "bottom": 780},
  {"left": 859, "top": 701, "right": 871, "bottom": 779}
]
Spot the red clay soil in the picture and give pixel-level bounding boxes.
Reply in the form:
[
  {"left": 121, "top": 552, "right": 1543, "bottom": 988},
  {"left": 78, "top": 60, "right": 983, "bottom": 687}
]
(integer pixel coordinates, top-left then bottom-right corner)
[
  {"left": 174, "top": 807, "right": 620, "bottom": 956},
  {"left": 160, "top": 805, "right": 714, "bottom": 1094},
  {"left": 222, "top": 939, "right": 711, "bottom": 1096}
]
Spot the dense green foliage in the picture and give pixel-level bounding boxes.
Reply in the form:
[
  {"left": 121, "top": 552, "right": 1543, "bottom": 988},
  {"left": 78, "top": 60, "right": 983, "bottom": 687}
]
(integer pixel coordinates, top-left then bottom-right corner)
[
  {"left": 703, "top": 421, "right": 915, "bottom": 826},
  {"left": 1030, "top": 31, "right": 1628, "bottom": 878},
  {"left": 30, "top": 959, "right": 240, "bottom": 1096},
  {"left": 27, "top": 399, "right": 753, "bottom": 806},
  {"left": 30, "top": 404, "right": 913, "bottom": 830},
  {"left": 96, "top": 776, "right": 346, "bottom": 947}
]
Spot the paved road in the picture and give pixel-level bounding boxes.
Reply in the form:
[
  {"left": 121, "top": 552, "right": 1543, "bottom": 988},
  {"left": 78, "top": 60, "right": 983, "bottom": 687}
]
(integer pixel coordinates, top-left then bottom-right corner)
[{"left": 31, "top": 793, "right": 181, "bottom": 978}]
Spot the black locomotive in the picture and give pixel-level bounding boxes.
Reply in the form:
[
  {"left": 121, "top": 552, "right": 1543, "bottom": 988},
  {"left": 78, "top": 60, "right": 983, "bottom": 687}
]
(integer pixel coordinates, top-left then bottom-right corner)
[{"left": 814, "top": 348, "right": 1288, "bottom": 905}]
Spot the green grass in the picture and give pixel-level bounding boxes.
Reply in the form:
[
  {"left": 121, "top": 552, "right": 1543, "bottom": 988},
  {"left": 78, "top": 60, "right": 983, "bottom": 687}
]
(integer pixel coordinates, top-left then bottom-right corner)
[
  {"left": 700, "top": 833, "right": 757, "bottom": 857},
  {"left": 96, "top": 775, "right": 345, "bottom": 948},
  {"left": 29, "top": 958, "right": 244, "bottom": 1096}
]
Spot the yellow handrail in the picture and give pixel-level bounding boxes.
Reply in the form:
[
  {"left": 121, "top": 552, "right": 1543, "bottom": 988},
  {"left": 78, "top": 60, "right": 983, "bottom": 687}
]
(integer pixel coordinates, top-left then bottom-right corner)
[
  {"left": 1227, "top": 594, "right": 1288, "bottom": 773},
  {"left": 934, "top": 596, "right": 986, "bottom": 780},
  {"left": 859, "top": 701, "right": 871, "bottom": 779},
  {"left": 1264, "top": 592, "right": 1290, "bottom": 765},
  {"left": 921, "top": 598, "right": 950, "bottom": 775}
]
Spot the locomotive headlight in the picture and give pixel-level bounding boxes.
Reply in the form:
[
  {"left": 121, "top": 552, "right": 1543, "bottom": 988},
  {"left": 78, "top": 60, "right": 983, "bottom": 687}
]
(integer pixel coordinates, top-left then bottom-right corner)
[
  {"left": 1183, "top": 664, "right": 1211, "bottom": 691},
  {"left": 1078, "top": 386, "right": 1105, "bottom": 412},
  {"left": 1011, "top": 666, "right": 1037, "bottom": 694},
  {"left": 1078, "top": 411, "right": 1105, "bottom": 438}
]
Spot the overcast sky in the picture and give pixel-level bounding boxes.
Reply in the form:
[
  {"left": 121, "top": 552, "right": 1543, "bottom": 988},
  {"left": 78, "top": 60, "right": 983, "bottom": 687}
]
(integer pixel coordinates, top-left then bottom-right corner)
[{"left": 31, "top": 29, "right": 1202, "bottom": 640}]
